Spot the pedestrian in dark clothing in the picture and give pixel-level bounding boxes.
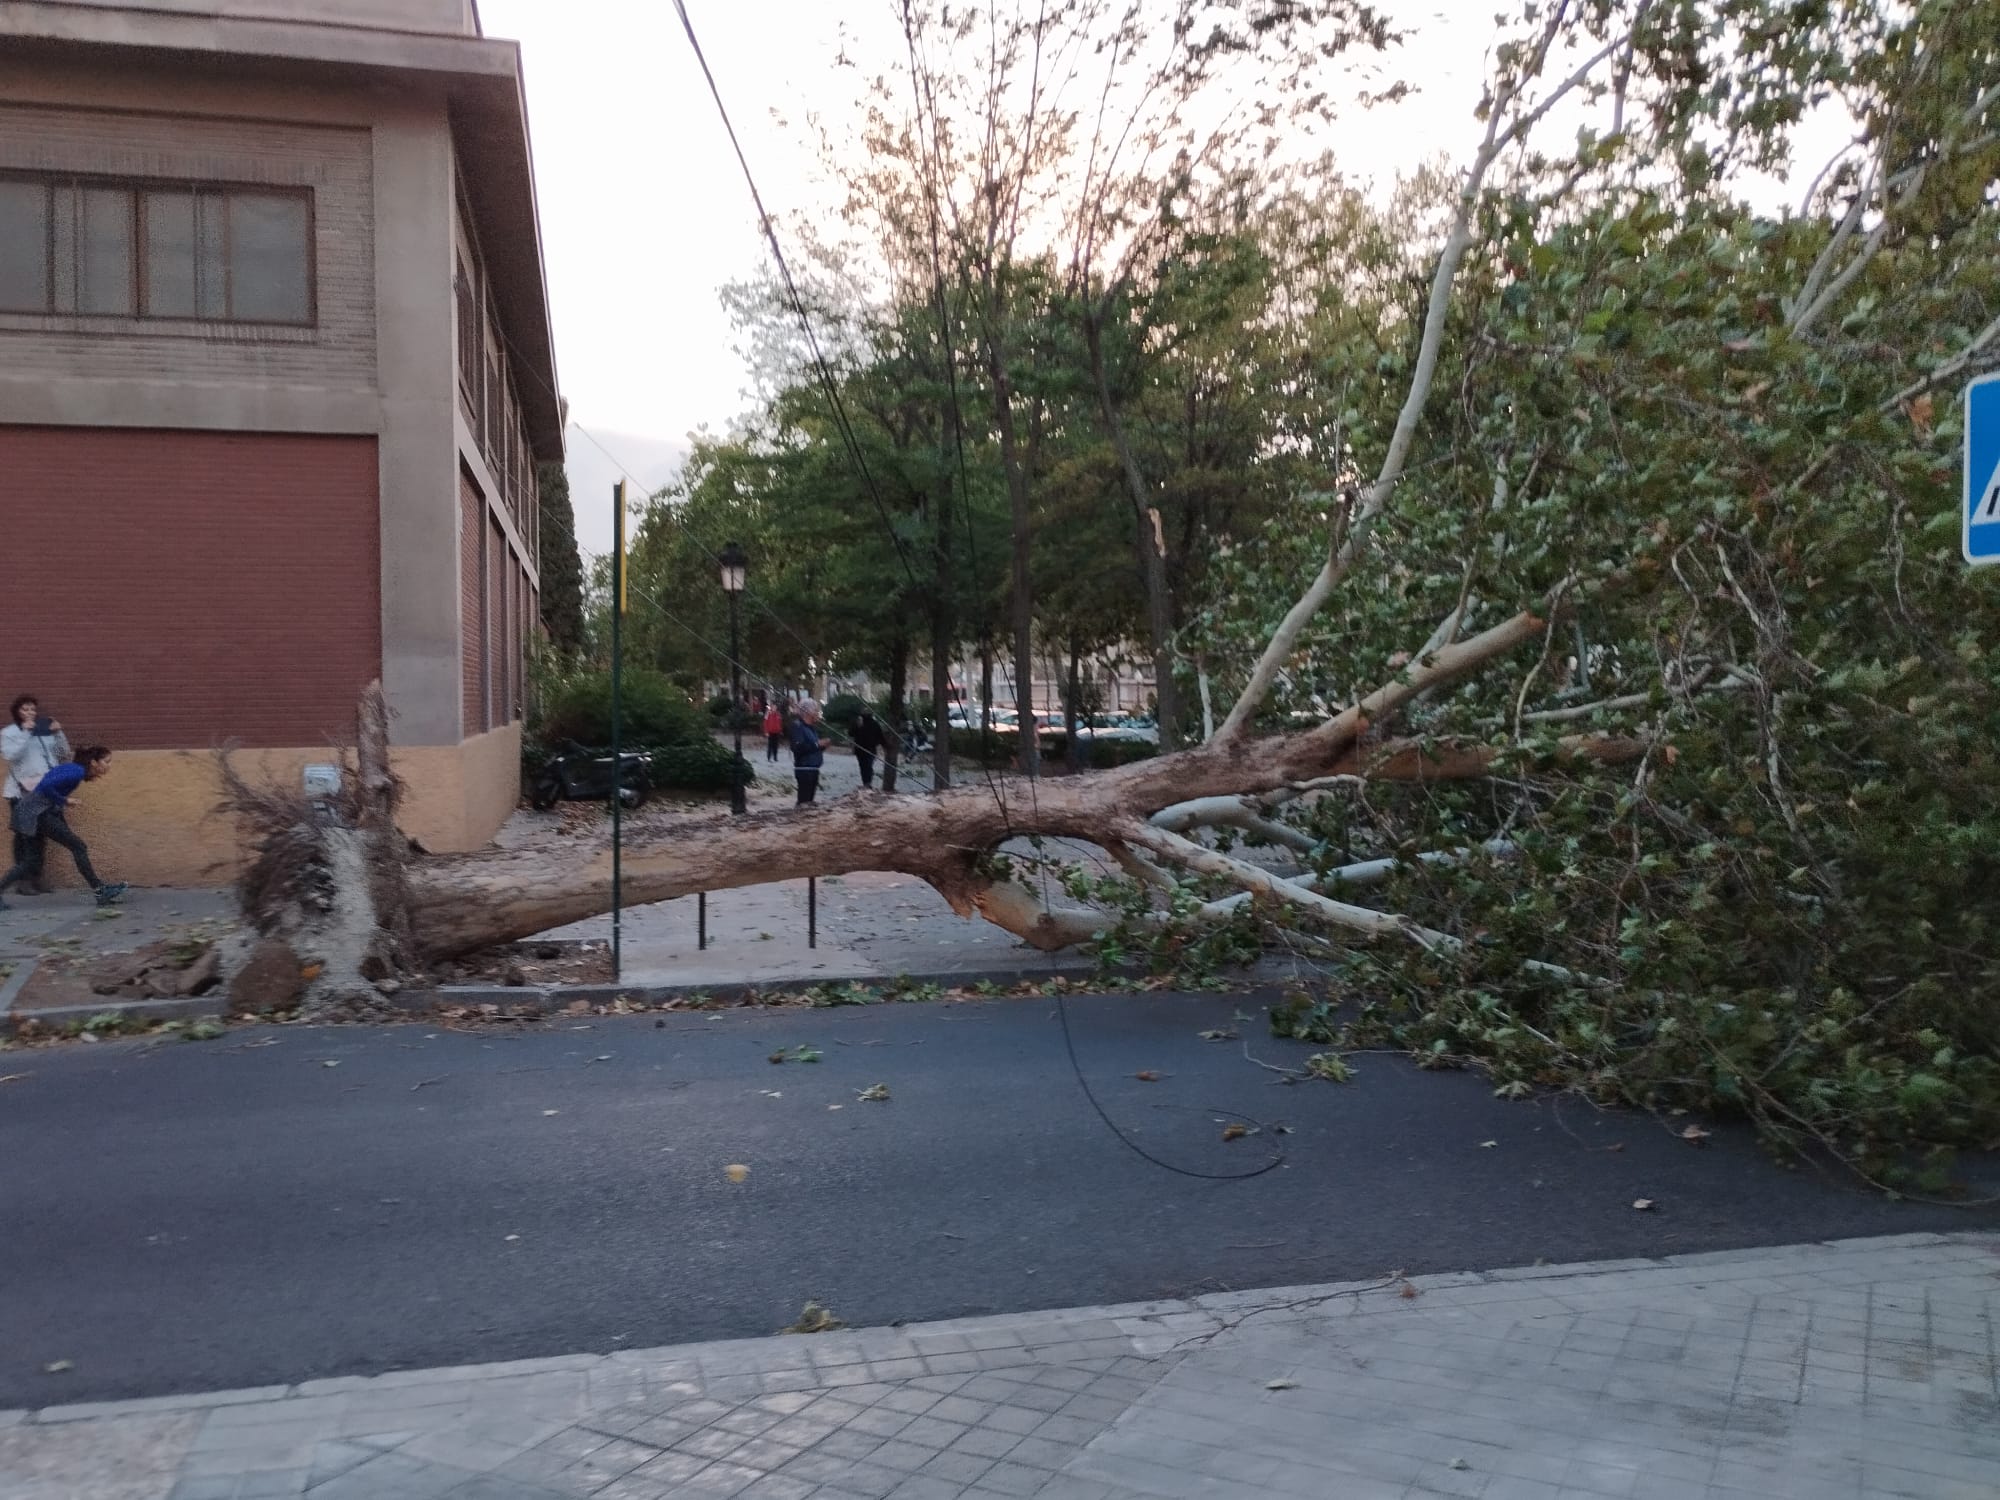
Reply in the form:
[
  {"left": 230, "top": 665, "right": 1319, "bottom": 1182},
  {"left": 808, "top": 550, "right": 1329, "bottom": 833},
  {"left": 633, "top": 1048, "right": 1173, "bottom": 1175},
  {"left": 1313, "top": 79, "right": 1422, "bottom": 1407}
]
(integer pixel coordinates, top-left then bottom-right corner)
[
  {"left": 0, "top": 745, "right": 128, "bottom": 908},
  {"left": 787, "top": 698, "right": 831, "bottom": 806},
  {"left": 763, "top": 703, "right": 784, "bottom": 763},
  {"left": 851, "top": 709, "right": 886, "bottom": 790}
]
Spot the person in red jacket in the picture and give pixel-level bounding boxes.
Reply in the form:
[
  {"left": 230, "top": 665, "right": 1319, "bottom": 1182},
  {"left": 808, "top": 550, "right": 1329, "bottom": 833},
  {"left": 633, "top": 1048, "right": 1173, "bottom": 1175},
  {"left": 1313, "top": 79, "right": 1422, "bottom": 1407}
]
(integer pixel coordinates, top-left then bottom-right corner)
[
  {"left": 762, "top": 703, "right": 784, "bottom": 763},
  {"left": 0, "top": 745, "right": 128, "bottom": 909}
]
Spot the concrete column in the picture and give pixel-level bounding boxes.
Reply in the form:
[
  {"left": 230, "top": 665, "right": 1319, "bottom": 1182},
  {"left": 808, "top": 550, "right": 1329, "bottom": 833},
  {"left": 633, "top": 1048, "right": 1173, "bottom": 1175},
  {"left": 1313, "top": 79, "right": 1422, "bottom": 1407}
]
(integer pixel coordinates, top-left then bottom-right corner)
[{"left": 371, "top": 98, "right": 461, "bottom": 746}]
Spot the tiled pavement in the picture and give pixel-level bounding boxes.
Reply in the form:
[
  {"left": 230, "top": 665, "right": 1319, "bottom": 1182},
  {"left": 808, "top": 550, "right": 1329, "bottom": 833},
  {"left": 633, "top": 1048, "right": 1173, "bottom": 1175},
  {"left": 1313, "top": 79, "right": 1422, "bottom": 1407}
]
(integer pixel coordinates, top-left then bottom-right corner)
[{"left": 5, "top": 1233, "right": 1997, "bottom": 1500}]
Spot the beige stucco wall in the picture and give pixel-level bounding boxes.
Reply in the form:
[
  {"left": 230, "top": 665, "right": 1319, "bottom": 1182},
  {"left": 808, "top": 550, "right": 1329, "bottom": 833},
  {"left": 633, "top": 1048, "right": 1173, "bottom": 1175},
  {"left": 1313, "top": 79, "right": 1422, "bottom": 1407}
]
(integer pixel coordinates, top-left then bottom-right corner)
[{"left": 42, "top": 730, "right": 522, "bottom": 889}]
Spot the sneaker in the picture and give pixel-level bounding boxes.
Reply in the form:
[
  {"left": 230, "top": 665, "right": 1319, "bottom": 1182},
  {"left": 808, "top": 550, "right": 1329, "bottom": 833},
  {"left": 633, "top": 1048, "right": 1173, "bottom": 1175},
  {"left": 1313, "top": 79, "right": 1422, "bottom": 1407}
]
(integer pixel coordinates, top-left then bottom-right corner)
[{"left": 94, "top": 882, "right": 129, "bottom": 906}]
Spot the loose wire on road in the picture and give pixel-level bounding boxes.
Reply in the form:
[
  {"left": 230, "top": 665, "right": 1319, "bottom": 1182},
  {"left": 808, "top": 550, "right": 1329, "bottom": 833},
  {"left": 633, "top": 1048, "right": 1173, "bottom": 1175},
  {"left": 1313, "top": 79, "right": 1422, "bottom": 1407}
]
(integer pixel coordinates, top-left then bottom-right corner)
[{"left": 1053, "top": 991, "right": 1288, "bottom": 1181}]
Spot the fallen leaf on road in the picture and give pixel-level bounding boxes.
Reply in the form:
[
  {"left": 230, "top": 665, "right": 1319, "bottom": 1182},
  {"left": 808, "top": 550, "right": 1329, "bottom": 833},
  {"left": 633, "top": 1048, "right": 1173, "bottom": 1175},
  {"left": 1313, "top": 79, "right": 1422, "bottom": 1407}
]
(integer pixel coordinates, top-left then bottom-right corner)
[
  {"left": 0, "top": 1073, "right": 29, "bottom": 1084},
  {"left": 1134, "top": 1070, "right": 1161, "bottom": 1082},
  {"left": 43, "top": 1360, "right": 72, "bottom": 1374},
  {"left": 1479, "top": 1140, "right": 1497, "bottom": 1149},
  {"left": 542, "top": 1109, "right": 560, "bottom": 1116},
  {"left": 725, "top": 1164, "right": 750, "bottom": 1182},
  {"left": 783, "top": 1301, "right": 845, "bottom": 1334},
  {"left": 1264, "top": 1378, "right": 1299, "bottom": 1390},
  {"left": 1221, "top": 1123, "right": 1250, "bottom": 1142},
  {"left": 321, "top": 1060, "right": 339, "bottom": 1068},
  {"left": 1198, "top": 1029, "right": 1239, "bottom": 1041},
  {"left": 504, "top": 1234, "right": 520, "bottom": 1242},
  {"left": 857, "top": 1084, "right": 891, "bottom": 1102},
  {"left": 1305, "top": 1053, "right": 1352, "bottom": 1083},
  {"left": 1449, "top": 1457, "right": 1470, "bottom": 1471},
  {"left": 827, "top": 1104, "right": 843, "bottom": 1111},
  {"left": 1399, "top": 1282, "right": 1420, "bottom": 1299},
  {"left": 1679, "top": 1124, "right": 1711, "bottom": 1145},
  {"left": 1633, "top": 1198, "right": 1656, "bottom": 1211}
]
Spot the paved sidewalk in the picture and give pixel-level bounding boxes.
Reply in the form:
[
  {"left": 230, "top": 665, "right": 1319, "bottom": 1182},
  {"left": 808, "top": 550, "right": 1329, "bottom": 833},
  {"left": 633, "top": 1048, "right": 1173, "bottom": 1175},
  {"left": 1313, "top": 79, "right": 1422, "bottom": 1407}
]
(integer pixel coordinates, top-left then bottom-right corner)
[{"left": 6, "top": 1233, "right": 1995, "bottom": 1500}]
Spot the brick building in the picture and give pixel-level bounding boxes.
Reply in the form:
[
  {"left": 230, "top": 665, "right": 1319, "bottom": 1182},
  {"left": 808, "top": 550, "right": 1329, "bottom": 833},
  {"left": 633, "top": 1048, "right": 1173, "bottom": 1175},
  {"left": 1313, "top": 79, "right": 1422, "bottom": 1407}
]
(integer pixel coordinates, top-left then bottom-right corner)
[{"left": 0, "top": 0, "right": 559, "bottom": 884}]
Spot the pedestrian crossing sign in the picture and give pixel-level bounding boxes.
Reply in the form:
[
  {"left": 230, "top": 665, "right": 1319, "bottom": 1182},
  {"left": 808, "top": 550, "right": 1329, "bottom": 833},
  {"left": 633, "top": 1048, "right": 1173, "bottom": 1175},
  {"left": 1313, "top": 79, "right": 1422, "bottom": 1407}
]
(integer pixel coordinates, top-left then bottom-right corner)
[{"left": 1967, "top": 372, "right": 2000, "bottom": 566}]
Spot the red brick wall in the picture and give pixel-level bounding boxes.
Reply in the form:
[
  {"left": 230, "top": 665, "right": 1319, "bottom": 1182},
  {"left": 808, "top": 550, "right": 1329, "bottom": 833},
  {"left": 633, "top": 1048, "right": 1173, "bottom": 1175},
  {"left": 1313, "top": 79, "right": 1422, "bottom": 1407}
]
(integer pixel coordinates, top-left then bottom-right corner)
[
  {"left": 460, "top": 469, "right": 486, "bottom": 736},
  {"left": 486, "top": 513, "right": 507, "bottom": 723},
  {"left": 0, "top": 425, "right": 379, "bottom": 749}
]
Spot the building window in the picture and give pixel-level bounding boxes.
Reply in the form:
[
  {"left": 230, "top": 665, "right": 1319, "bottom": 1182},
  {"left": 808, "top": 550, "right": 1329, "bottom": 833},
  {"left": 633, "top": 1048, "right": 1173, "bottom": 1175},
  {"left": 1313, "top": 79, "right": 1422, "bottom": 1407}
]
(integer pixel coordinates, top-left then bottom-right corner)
[{"left": 0, "top": 174, "right": 312, "bottom": 324}]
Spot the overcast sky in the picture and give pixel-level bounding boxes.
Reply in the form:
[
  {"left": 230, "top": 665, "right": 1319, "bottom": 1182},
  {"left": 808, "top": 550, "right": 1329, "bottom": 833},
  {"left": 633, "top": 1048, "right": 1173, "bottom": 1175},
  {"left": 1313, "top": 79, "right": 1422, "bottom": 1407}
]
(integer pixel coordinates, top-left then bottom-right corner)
[{"left": 477, "top": 1, "right": 1838, "bottom": 556}]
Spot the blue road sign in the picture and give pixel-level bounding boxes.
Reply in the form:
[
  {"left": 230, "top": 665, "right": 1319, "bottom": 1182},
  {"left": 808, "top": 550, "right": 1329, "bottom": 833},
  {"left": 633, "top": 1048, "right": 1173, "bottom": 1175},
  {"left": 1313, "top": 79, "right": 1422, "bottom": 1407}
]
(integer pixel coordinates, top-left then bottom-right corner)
[{"left": 1968, "top": 372, "right": 2000, "bottom": 566}]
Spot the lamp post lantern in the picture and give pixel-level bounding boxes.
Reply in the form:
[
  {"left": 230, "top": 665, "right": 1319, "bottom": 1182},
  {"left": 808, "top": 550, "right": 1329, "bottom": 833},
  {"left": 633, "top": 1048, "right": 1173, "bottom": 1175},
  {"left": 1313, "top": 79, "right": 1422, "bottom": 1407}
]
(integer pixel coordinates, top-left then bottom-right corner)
[{"left": 719, "top": 541, "right": 749, "bottom": 815}]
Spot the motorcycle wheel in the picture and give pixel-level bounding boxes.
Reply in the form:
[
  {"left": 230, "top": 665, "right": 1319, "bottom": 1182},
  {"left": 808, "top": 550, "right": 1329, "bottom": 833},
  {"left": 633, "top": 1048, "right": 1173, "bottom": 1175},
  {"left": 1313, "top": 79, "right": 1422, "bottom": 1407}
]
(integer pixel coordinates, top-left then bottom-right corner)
[{"left": 617, "top": 767, "right": 651, "bottom": 812}]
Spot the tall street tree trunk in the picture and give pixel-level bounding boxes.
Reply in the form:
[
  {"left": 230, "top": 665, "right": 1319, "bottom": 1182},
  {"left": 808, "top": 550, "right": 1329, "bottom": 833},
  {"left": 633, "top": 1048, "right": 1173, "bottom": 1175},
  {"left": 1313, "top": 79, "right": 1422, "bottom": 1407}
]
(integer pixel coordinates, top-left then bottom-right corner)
[
  {"left": 1065, "top": 632, "right": 1084, "bottom": 771},
  {"left": 884, "top": 638, "right": 907, "bottom": 794},
  {"left": 988, "top": 353, "right": 1038, "bottom": 777},
  {"left": 979, "top": 631, "right": 995, "bottom": 762},
  {"left": 1085, "top": 312, "right": 1181, "bottom": 749}
]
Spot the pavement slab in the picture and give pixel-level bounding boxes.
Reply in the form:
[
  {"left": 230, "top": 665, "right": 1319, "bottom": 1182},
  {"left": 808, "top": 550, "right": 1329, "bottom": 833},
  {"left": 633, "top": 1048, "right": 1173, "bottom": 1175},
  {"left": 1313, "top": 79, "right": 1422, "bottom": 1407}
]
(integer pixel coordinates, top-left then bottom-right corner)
[{"left": 4, "top": 1234, "right": 1995, "bottom": 1500}]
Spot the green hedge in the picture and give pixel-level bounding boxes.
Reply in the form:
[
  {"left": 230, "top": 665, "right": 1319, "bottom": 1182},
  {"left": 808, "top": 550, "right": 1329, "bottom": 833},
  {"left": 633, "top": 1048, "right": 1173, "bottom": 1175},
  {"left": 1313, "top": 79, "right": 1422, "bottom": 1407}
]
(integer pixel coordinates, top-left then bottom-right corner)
[
  {"left": 651, "top": 739, "right": 754, "bottom": 792},
  {"left": 536, "top": 667, "right": 706, "bottom": 751},
  {"left": 823, "top": 693, "right": 877, "bottom": 731}
]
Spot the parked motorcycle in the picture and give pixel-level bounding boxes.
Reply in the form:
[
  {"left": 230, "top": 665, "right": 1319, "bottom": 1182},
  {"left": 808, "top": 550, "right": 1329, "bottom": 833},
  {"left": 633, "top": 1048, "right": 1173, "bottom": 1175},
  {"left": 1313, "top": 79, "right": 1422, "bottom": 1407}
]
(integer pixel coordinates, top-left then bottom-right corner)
[{"left": 528, "top": 743, "right": 652, "bottom": 812}]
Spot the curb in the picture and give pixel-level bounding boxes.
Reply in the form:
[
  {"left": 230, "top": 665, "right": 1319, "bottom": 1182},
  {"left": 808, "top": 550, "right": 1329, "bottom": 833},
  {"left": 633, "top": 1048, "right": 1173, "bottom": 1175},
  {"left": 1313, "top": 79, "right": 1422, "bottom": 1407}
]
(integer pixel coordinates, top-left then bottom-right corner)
[
  {"left": 1, "top": 1232, "right": 1973, "bottom": 1427},
  {"left": 1, "top": 959, "right": 1294, "bottom": 1035},
  {"left": 0, "top": 953, "right": 39, "bottom": 1028}
]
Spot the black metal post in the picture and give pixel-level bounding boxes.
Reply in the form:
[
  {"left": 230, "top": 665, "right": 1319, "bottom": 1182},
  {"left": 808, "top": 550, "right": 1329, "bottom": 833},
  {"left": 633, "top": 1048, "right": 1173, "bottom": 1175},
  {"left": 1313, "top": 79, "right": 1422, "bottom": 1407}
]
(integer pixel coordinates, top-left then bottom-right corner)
[
  {"left": 728, "top": 590, "right": 746, "bottom": 816},
  {"left": 808, "top": 876, "right": 817, "bottom": 949},
  {"left": 610, "top": 480, "right": 625, "bottom": 983},
  {"left": 698, "top": 891, "right": 707, "bottom": 951}
]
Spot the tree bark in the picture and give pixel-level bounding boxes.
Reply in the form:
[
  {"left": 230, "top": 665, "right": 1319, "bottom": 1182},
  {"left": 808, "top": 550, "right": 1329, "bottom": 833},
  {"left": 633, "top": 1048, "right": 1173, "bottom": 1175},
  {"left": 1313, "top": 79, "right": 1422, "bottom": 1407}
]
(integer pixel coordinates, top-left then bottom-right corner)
[
  {"left": 989, "top": 355, "right": 1039, "bottom": 776},
  {"left": 1085, "top": 309, "right": 1182, "bottom": 749},
  {"left": 884, "top": 636, "right": 908, "bottom": 794},
  {"left": 393, "top": 609, "right": 1553, "bottom": 959}
]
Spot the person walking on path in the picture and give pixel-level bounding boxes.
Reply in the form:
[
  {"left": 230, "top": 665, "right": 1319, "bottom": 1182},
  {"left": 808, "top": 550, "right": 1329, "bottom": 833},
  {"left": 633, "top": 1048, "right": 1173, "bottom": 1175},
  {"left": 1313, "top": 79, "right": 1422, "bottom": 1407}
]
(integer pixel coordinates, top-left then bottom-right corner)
[
  {"left": 0, "top": 745, "right": 127, "bottom": 909},
  {"left": 851, "top": 708, "right": 886, "bottom": 790},
  {"left": 762, "top": 703, "right": 784, "bottom": 763},
  {"left": 2, "top": 695, "right": 69, "bottom": 896},
  {"left": 786, "top": 699, "right": 831, "bottom": 806}
]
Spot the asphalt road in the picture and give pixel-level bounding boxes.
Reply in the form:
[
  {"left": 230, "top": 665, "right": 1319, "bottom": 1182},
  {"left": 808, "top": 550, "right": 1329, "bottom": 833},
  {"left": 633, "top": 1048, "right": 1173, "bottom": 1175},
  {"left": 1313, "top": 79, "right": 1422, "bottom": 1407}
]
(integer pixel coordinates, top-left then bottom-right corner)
[{"left": 2, "top": 991, "right": 1992, "bottom": 1407}]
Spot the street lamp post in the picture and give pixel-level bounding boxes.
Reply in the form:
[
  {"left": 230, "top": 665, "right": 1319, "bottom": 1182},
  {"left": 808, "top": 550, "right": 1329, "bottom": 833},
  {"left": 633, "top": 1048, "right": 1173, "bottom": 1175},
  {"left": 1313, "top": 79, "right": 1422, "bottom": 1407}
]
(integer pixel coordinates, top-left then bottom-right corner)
[{"left": 719, "top": 541, "right": 749, "bottom": 815}]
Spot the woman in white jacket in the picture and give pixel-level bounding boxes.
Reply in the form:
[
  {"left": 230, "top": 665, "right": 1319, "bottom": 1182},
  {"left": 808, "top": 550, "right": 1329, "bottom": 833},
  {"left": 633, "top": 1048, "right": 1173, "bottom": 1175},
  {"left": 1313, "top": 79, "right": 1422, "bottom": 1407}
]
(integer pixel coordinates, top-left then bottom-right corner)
[{"left": 3, "top": 695, "right": 69, "bottom": 896}]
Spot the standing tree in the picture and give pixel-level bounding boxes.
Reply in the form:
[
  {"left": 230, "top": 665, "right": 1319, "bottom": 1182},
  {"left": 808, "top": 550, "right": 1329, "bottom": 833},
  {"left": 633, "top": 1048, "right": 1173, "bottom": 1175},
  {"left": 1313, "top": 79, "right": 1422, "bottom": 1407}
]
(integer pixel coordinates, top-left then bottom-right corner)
[{"left": 535, "top": 461, "right": 589, "bottom": 657}]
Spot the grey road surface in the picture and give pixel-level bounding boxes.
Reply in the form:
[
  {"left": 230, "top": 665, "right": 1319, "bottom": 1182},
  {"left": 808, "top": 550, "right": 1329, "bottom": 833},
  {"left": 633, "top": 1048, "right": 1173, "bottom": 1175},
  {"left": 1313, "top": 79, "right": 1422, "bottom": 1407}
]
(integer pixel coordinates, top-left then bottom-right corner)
[{"left": 2, "top": 991, "right": 1990, "bottom": 1408}]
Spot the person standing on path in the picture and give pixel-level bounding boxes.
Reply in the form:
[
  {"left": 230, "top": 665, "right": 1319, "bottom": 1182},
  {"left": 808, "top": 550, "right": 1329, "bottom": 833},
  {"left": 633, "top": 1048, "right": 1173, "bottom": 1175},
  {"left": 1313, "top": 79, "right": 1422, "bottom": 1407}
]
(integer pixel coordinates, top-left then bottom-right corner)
[
  {"left": 0, "top": 745, "right": 127, "bottom": 909},
  {"left": 786, "top": 698, "right": 831, "bottom": 806},
  {"left": 851, "top": 708, "right": 886, "bottom": 790},
  {"left": 762, "top": 703, "right": 784, "bottom": 763},
  {"left": 2, "top": 695, "right": 69, "bottom": 896}
]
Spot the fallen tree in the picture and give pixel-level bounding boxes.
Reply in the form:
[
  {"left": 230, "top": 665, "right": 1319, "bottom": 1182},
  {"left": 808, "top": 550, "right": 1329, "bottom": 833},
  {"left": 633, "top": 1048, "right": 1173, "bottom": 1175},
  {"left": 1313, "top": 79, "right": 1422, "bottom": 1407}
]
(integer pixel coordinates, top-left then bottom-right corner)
[
  {"left": 226, "top": 603, "right": 1635, "bottom": 1003},
  {"left": 208, "top": 2, "right": 2000, "bottom": 1184}
]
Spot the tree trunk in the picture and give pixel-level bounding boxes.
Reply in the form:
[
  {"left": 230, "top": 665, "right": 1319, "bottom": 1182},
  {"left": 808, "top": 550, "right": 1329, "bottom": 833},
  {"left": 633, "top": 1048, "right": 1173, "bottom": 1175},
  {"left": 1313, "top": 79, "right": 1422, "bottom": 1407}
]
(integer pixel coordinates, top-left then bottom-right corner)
[
  {"left": 989, "top": 353, "right": 1038, "bottom": 777},
  {"left": 884, "top": 638, "right": 907, "bottom": 794},
  {"left": 227, "top": 609, "right": 1619, "bottom": 1013},
  {"left": 1064, "top": 632, "right": 1084, "bottom": 771},
  {"left": 979, "top": 631, "right": 995, "bottom": 758},
  {"left": 1085, "top": 311, "right": 1182, "bottom": 750}
]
